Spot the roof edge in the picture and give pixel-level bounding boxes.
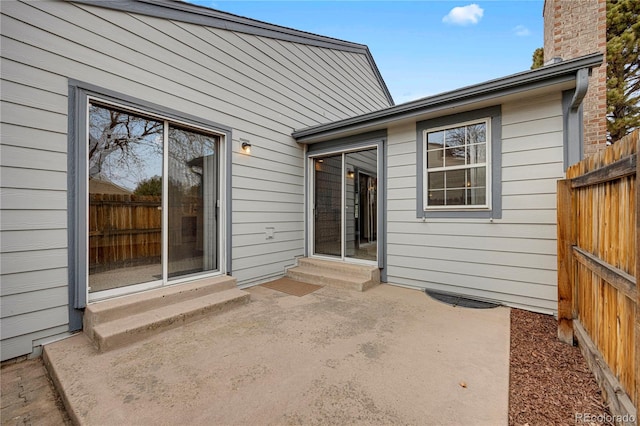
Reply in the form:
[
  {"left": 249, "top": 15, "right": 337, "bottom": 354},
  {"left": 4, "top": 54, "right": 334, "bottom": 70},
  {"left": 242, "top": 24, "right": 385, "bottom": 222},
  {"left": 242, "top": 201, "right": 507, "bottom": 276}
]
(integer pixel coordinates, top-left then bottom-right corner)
[
  {"left": 364, "top": 48, "right": 394, "bottom": 106},
  {"left": 70, "top": 0, "right": 368, "bottom": 53},
  {"left": 293, "top": 52, "right": 603, "bottom": 141}
]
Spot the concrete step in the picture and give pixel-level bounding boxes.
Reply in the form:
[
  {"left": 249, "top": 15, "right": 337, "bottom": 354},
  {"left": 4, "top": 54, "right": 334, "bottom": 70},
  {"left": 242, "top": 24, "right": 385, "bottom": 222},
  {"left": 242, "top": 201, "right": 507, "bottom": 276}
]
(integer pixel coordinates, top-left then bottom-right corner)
[
  {"left": 287, "top": 264, "right": 379, "bottom": 292},
  {"left": 296, "top": 258, "right": 380, "bottom": 281},
  {"left": 84, "top": 275, "right": 237, "bottom": 338},
  {"left": 91, "top": 288, "right": 250, "bottom": 352}
]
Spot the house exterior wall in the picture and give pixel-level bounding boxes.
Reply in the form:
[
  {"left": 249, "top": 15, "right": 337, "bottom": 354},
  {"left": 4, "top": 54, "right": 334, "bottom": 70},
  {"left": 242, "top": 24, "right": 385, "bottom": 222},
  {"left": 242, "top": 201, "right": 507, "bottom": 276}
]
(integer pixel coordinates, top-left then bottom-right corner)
[
  {"left": 0, "top": 0, "right": 390, "bottom": 361},
  {"left": 386, "top": 92, "right": 565, "bottom": 314},
  {"left": 543, "top": 0, "right": 607, "bottom": 155}
]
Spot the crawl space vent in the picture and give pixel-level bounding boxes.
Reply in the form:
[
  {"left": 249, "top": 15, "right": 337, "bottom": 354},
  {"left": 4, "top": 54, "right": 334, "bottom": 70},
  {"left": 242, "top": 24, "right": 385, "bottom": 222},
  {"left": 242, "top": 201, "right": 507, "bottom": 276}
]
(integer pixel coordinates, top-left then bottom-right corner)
[{"left": 425, "top": 290, "right": 500, "bottom": 309}]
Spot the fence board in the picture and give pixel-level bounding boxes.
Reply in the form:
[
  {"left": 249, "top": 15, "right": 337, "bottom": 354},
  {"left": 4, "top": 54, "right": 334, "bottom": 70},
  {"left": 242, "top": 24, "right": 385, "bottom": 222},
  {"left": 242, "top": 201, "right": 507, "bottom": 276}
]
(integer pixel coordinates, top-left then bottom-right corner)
[
  {"left": 573, "top": 247, "right": 636, "bottom": 300},
  {"left": 89, "top": 193, "right": 162, "bottom": 272},
  {"left": 571, "top": 153, "right": 637, "bottom": 188},
  {"left": 558, "top": 129, "right": 638, "bottom": 420},
  {"left": 636, "top": 129, "right": 640, "bottom": 423}
]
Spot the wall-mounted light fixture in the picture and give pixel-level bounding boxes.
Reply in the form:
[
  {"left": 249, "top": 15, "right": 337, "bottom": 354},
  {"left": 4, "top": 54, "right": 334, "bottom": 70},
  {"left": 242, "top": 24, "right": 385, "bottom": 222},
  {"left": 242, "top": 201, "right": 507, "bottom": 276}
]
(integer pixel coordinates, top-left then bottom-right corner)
[
  {"left": 241, "top": 140, "right": 252, "bottom": 154},
  {"left": 347, "top": 168, "right": 355, "bottom": 179}
]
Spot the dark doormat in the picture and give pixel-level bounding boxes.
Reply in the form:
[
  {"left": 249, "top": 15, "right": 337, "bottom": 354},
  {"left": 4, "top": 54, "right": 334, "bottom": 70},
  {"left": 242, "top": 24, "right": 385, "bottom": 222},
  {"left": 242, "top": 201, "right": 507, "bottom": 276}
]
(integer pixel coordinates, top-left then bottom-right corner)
[
  {"left": 425, "top": 289, "right": 500, "bottom": 309},
  {"left": 260, "top": 278, "right": 323, "bottom": 297}
]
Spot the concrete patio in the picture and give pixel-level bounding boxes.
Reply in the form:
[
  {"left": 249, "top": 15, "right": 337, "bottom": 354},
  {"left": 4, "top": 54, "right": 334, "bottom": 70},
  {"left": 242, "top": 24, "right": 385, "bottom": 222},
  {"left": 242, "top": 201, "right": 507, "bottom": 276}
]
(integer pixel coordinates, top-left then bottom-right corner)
[{"left": 44, "top": 284, "right": 510, "bottom": 425}]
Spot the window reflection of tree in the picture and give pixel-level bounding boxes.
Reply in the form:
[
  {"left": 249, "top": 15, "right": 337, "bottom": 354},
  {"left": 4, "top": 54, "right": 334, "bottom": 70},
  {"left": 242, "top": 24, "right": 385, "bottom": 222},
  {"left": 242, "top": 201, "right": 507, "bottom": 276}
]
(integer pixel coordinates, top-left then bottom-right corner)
[
  {"left": 87, "top": 104, "right": 222, "bottom": 286},
  {"left": 445, "top": 126, "right": 466, "bottom": 146},
  {"left": 442, "top": 123, "right": 486, "bottom": 164},
  {"left": 88, "top": 104, "right": 163, "bottom": 189},
  {"left": 466, "top": 123, "right": 486, "bottom": 164},
  {"left": 168, "top": 127, "right": 216, "bottom": 197}
]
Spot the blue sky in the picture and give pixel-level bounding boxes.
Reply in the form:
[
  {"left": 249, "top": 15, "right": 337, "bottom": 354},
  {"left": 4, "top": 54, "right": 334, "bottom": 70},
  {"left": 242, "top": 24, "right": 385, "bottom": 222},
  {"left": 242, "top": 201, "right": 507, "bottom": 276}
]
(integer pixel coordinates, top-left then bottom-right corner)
[{"left": 189, "top": 1, "right": 544, "bottom": 104}]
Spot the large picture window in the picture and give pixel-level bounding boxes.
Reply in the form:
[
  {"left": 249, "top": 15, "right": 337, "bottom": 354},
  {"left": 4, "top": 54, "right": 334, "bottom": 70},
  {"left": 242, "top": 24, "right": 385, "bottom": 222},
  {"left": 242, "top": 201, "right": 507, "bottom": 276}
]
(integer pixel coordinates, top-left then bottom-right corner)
[{"left": 424, "top": 119, "right": 490, "bottom": 209}]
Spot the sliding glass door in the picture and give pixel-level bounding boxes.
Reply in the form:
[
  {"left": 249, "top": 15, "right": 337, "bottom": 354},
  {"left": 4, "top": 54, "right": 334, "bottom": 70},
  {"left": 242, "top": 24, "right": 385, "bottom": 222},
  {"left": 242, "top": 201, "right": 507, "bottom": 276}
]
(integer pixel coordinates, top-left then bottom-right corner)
[
  {"left": 345, "top": 150, "right": 377, "bottom": 262},
  {"left": 87, "top": 101, "right": 220, "bottom": 298},
  {"left": 313, "top": 154, "right": 342, "bottom": 257},
  {"left": 167, "top": 127, "right": 218, "bottom": 278},
  {"left": 312, "top": 148, "right": 377, "bottom": 263}
]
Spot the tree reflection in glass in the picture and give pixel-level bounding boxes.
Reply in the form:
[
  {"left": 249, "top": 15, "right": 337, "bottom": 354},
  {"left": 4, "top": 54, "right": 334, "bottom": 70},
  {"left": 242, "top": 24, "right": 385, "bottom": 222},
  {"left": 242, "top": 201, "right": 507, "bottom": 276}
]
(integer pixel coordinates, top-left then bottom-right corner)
[{"left": 87, "top": 103, "right": 163, "bottom": 293}]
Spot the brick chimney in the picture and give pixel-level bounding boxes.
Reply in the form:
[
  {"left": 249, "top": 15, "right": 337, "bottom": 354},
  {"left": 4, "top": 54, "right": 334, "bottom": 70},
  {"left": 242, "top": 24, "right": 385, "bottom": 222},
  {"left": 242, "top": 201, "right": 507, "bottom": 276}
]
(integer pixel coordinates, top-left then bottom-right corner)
[{"left": 543, "top": 0, "right": 607, "bottom": 156}]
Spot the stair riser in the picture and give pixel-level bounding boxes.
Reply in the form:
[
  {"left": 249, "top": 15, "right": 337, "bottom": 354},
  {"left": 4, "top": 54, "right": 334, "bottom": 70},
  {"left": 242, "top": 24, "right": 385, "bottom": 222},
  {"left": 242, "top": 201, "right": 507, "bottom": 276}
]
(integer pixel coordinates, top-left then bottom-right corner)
[
  {"left": 94, "top": 293, "right": 250, "bottom": 352},
  {"left": 85, "top": 277, "right": 237, "bottom": 331},
  {"left": 287, "top": 270, "right": 377, "bottom": 292},
  {"left": 296, "top": 259, "right": 380, "bottom": 280}
]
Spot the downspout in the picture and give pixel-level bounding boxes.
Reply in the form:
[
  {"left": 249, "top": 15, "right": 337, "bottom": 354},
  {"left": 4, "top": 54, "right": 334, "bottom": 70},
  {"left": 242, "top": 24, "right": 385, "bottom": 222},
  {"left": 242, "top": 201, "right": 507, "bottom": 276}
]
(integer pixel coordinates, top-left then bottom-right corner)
[
  {"left": 303, "top": 143, "right": 308, "bottom": 258},
  {"left": 570, "top": 68, "right": 590, "bottom": 111},
  {"left": 565, "top": 68, "right": 590, "bottom": 168}
]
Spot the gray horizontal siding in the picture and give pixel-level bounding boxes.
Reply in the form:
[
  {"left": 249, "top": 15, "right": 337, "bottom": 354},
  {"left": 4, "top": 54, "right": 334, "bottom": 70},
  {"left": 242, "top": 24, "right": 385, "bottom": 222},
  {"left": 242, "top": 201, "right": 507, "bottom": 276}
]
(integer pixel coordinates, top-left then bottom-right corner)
[
  {"left": 1, "top": 325, "right": 69, "bottom": 362},
  {"left": 0, "top": 210, "right": 67, "bottom": 231},
  {"left": 502, "top": 178, "right": 559, "bottom": 196},
  {"left": 1, "top": 287, "right": 68, "bottom": 317},
  {"left": 387, "top": 232, "right": 557, "bottom": 255},
  {"left": 0, "top": 249, "right": 68, "bottom": 275},
  {"left": 0, "top": 306, "right": 68, "bottom": 341},
  {"left": 0, "top": 0, "right": 390, "bottom": 360},
  {"left": 1, "top": 99, "right": 67, "bottom": 133},
  {"left": 386, "top": 222, "right": 557, "bottom": 240},
  {"left": 233, "top": 249, "right": 302, "bottom": 281},
  {"left": 387, "top": 244, "right": 556, "bottom": 270},
  {"left": 234, "top": 230, "right": 304, "bottom": 247},
  {"left": 1, "top": 229, "right": 67, "bottom": 252},
  {"left": 233, "top": 176, "right": 303, "bottom": 196},
  {"left": 1, "top": 79, "right": 67, "bottom": 114},
  {"left": 272, "top": 39, "right": 389, "bottom": 114},
  {"left": 1, "top": 120, "right": 68, "bottom": 152},
  {"left": 385, "top": 93, "right": 564, "bottom": 314},
  {"left": 0, "top": 144, "right": 67, "bottom": 172},
  {"left": 0, "top": 167, "right": 67, "bottom": 191},
  {"left": 0, "top": 58, "right": 70, "bottom": 98},
  {"left": 1, "top": 268, "right": 68, "bottom": 297},
  {"left": 1, "top": 188, "right": 67, "bottom": 210}
]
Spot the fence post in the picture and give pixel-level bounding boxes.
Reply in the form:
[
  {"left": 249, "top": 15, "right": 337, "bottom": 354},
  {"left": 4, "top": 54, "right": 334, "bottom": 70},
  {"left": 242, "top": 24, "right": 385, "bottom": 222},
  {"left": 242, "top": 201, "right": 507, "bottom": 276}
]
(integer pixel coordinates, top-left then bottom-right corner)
[{"left": 557, "top": 178, "right": 575, "bottom": 345}]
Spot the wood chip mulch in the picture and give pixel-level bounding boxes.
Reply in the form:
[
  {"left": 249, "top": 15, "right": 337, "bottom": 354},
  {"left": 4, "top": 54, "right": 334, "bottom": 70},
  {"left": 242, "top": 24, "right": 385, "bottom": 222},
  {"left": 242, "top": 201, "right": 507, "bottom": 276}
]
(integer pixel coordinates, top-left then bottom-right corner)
[{"left": 509, "top": 308, "right": 612, "bottom": 426}]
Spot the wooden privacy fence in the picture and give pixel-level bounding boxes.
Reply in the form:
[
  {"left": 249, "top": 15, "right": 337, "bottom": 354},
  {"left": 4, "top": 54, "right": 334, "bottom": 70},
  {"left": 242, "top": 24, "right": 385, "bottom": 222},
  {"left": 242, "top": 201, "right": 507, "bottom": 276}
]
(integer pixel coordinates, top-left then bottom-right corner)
[
  {"left": 89, "top": 193, "right": 162, "bottom": 272},
  {"left": 557, "top": 130, "right": 639, "bottom": 423}
]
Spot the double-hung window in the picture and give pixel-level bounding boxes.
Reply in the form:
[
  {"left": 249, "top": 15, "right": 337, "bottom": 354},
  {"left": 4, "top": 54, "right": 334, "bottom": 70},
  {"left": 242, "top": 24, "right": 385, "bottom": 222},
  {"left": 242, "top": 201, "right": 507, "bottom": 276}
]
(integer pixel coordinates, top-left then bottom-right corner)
[
  {"left": 416, "top": 106, "right": 501, "bottom": 219},
  {"left": 424, "top": 119, "right": 490, "bottom": 209}
]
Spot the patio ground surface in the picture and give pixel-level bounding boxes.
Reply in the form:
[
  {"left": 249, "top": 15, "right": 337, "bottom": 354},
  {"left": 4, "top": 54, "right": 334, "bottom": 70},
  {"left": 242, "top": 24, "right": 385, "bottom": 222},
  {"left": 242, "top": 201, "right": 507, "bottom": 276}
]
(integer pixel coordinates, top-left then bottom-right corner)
[{"left": 44, "top": 283, "right": 510, "bottom": 425}]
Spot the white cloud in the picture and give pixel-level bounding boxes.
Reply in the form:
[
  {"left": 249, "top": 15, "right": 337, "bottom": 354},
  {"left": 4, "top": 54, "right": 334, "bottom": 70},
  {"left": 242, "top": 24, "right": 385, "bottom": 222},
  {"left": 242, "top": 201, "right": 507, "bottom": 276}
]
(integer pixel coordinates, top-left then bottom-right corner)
[
  {"left": 442, "top": 4, "right": 484, "bottom": 26},
  {"left": 513, "top": 25, "right": 531, "bottom": 36}
]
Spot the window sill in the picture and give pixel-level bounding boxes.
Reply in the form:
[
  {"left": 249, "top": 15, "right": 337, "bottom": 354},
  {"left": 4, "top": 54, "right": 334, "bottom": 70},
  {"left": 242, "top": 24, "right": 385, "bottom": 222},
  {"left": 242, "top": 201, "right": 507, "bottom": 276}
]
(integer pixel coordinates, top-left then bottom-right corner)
[
  {"left": 424, "top": 207, "right": 490, "bottom": 212},
  {"left": 419, "top": 209, "right": 498, "bottom": 219}
]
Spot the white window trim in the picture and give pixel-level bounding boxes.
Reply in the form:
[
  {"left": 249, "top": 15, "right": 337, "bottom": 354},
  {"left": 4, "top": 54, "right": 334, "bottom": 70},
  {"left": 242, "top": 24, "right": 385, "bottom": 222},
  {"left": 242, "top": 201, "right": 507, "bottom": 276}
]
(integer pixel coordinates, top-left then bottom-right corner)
[{"left": 423, "top": 117, "right": 492, "bottom": 211}]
